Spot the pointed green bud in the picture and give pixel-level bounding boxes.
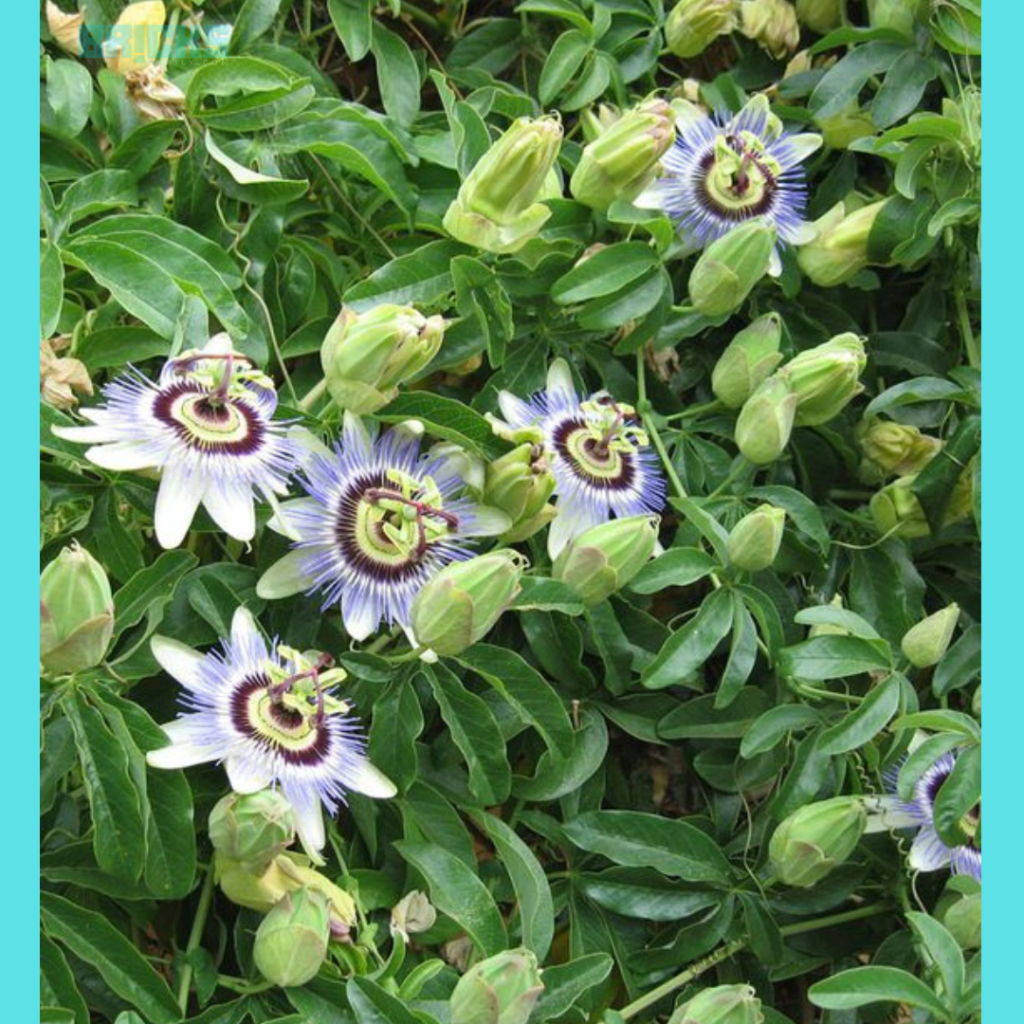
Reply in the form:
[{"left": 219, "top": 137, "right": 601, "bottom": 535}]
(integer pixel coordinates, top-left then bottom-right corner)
[
  {"left": 570, "top": 98, "right": 675, "bottom": 210},
  {"left": 669, "top": 983, "right": 764, "bottom": 1024},
  {"left": 867, "top": 0, "right": 925, "bottom": 36},
  {"left": 254, "top": 888, "right": 331, "bottom": 988},
  {"left": 665, "top": 0, "right": 739, "bottom": 59},
  {"left": 901, "top": 603, "right": 960, "bottom": 669},
  {"left": 943, "top": 890, "right": 981, "bottom": 950},
  {"left": 797, "top": 200, "right": 888, "bottom": 287},
  {"left": 484, "top": 443, "right": 557, "bottom": 544},
  {"left": 740, "top": 0, "right": 800, "bottom": 59},
  {"left": 778, "top": 333, "right": 866, "bottom": 426},
  {"left": 450, "top": 948, "right": 545, "bottom": 1024},
  {"left": 579, "top": 104, "right": 620, "bottom": 144},
  {"left": 728, "top": 504, "right": 786, "bottom": 572},
  {"left": 857, "top": 418, "right": 942, "bottom": 478},
  {"left": 411, "top": 550, "right": 527, "bottom": 657},
  {"left": 40, "top": 542, "right": 115, "bottom": 675},
  {"left": 808, "top": 594, "right": 849, "bottom": 638},
  {"left": 768, "top": 796, "right": 867, "bottom": 887},
  {"left": 734, "top": 375, "right": 798, "bottom": 465},
  {"left": 795, "top": 0, "right": 841, "bottom": 32},
  {"left": 209, "top": 791, "right": 296, "bottom": 873},
  {"left": 443, "top": 116, "right": 563, "bottom": 254},
  {"left": 320, "top": 305, "right": 446, "bottom": 414},
  {"left": 553, "top": 515, "right": 660, "bottom": 606},
  {"left": 712, "top": 313, "right": 784, "bottom": 408},
  {"left": 688, "top": 220, "right": 776, "bottom": 317}
]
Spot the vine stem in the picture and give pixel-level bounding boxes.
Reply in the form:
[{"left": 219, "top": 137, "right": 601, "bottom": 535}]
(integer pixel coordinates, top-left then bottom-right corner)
[
  {"left": 954, "top": 280, "right": 980, "bottom": 369},
  {"left": 617, "top": 902, "right": 891, "bottom": 1020},
  {"left": 299, "top": 377, "right": 328, "bottom": 412},
  {"left": 177, "top": 866, "right": 216, "bottom": 1013},
  {"left": 636, "top": 350, "right": 687, "bottom": 499}
]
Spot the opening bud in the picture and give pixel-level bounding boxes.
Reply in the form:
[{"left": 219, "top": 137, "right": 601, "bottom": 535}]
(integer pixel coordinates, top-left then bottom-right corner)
[
  {"left": 778, "top": 333, "right": 867, "bottom": 426},
  {"left": 688, "top": 220, "right": 776, "bottom": 318},
  {"left": 734, "top": 375, "right": 798, "bottom": 465},
  {"left": 391, "top": 890, "right": 437, "bottom": 941},
  {"left": 869, "top": 469, "right": 974, "bottom": 539},
  {"left": 484, "top": 443, "right": 557, "bottom": 543},
  {"left": 857, "top": 418, "right": 942, "bottom": 479},
  {"left": 768, "top": 796, "right": 867, "bottom": 887},
  {"left": 797, "top": 200, "right": 889, "bottom": 288},
  {"left": 320, "top": 305, "right": 446, "bottom": 414},
  {"left": 209, "top": 790, "right": 296, "bottom": 873},
  {"left": 712, "top": 313, "right": 784, "bottom": 409},
  {"left": 40, "top": 543, "right": 115, "bottom": 675},
  {"left": 553, "top": 515, "right": 660, "bottom": 606},
  {"left": 411, "top": 550, "right": 527, "bottom": 657},
  {"left": 450, "top": 948, "right": 545, "bottom": 1024},
  {"left": 665, "top": 0, "right": 739, "bottom": 59},
  {"left": 728, "top": 504, "right": 786, "bottom": 572},
  {"left": 739, "top": 0, "right": 801, "bottom": 59},
  {"left": 901, "top": 603, "right": 959, "bottom": 669},
  {"left": 669, "top": 983, "right": 764, "bottom": 1024},
  {"left": 254, "top": 888, "right": 331, "bottom": 988}
]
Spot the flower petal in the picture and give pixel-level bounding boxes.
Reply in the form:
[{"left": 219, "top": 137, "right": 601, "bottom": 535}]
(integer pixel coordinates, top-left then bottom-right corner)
[
  {"left": 342, "top": 587, "right": 379, "bottom": 642},
  {"left": 51, "top": 424, "right": 121, "bottom": 444},
  {"left": 203, "top": 484, "right": 256, "bottom": 542},
  {"left": 547, "top": 499, "right": 603, "bottom": 559},
  {"left": 230, "top": 605, "right": 262, "bottom": 649},
  {"left": 462, "top": 504, "right": 512, "bottom": 537},
  {"left": 497, "top": 390, "right": 536, "bottom": 429},
  {"left": 343, "top": 760, "right": 398, "bottom": 799},
  {"left": 256, "top": 549, "right": 316, "bottom": 599},
  {"left": 341, "top": 412, "right": 373, "bottom": 461},
  {"left": 154, "top": 464, "right": 205, "bottom": 548},
  {"left": 285, "top": 784, "right": 327, "bottom": 863},
  {"left": 146, "top": 720, "right": 222, "bottom": 770},
  {"left": 225, "top": 755, "right": 273, "bottom": 795},
  {"left": 150, "top": 635, "right": 205, "bottom": 689},
  {"left": 546, "top": 358, "right": 576, "bottom": 401},
  {"left": 786, "top": 133, "right": 823, "bottom": 164},
  {"left": 909, "top": 826, "right": 953, "bottom": 872}
]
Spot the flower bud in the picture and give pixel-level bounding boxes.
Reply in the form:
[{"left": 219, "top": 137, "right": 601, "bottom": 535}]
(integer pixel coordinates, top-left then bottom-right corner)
[
  {"left": 740, "top": 0, "right": 801, "bottom": 59},
  {"left": 209, "top": 791, "right": 296, "bottom": 873},
  {"left": 734, "top": 375, "right": 798, "bottom": 465},
  {"left": 570, "top": 98, "right": 675, "bottom": 210},
  {"left": 778, "top": 333, "right": 866, "bottom": 426},
  {"left": 450, "top": 948, "right": 545, "bottom": 1024},
  {"left": 867, "top": 0, "right": 924, "bottom": 36},
  {"left": 392, "top": 890, "right": 437, "bottom": 941},
  {"left": 869, "top": 473, "right": 969, "bottom": 539},
  {"left": 817, "top": 103, "right": 876, "bottom": 150},
  {"left": 768, "top": 796, "right": 866, "bottom": 887},
  {"left": 320, "top": 305, "right": 446, "bottom": 414},
  {"left": 665, "top": 0, "right": 739, "bottom": 59},
  {"left": 41, "top": 338, "right": 93, "bottom": 411},
  {"left": 46, "top": 1, "right": 84, "bottom": 55},
  {"left": 688, "top": 220, "right": 776, "bottom": 317},
  {"left": 40, "top": 543, "right": 115, "bottom": 675},
  {"left": 553, "top": 515, "right": 659, "bottom": 606},
  {"left": 483, "top": 444, "right": 557, "bottom": 543},
  {"left": 943, "top": 891, "right": 981, "bottom": 950},
  {"left": 411, "top": 550, "right": 526, "bottom": 656},
  {"left": 443, "top": 116, "right": 563, "bottom": 254},
  {"left": 728, "top": 504, "right": 786, "bottom": 572},
  {"left": 669, "top": 983, "right": 764, "bottom": 1024},
  {"left": 711, "top": 313, "right": 784, "bottom": 409},
  {"left": 797, "top": 200, "right": 888, "bottom": 288},
  {"left": 795, "top": 0, "right": 841, "bottom": 33},
  {"left": 857, "top": 419, "right": 942, "bottom": 478},
  {"left": 254, "top": 888, "right": 331, "bottom": 988},
  {"left": 900, "top": 604, "right": 959, "bottom": 669}
]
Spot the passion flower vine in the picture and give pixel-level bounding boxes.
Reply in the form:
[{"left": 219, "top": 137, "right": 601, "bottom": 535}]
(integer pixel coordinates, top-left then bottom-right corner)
[
  {"left": 257, "top": 415, "right": 509, "bottom": 642},
  {"left": 636, "top": 94, "right": 821, "bottom": 273},
  {"left": 52, "top": 335, "right": 297, "bottom": 548},
  {"left": 146, "top": 606, "right": 395, "bottom": 860},
  {"left": 491, "top": 360, "right": 666, "bottom": 558}
]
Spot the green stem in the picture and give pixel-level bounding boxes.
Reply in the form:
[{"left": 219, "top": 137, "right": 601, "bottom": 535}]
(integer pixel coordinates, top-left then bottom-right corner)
[
  {"left": 178, "top": 867, "right": 216, "bottom": 1013},
  {"left": 299, "top": 378, "right": 328, "bottom": 412},
  {"left": 636, "top": 351, "right": 687, "bottom": 499},
  {"left": 788, "top": 679, "right": 864, "bottom": 705},
  {"left": 216, "top": 975, "right": 276, "bottom": 996},
  {"left": 158, "top": 6, "right": 182, "bottom": 69},
  {"left": 954, "top": 280, "right": 980, "bottom": 369},
  {"left": 664, "top": 400, "right": 724, "bottom": 422},
  {"left": 778, "top": 901, "right": 891, "bottom": 937}
]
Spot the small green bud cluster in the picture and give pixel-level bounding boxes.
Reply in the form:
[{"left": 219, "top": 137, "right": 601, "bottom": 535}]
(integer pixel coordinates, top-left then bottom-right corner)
[
  {"left": 769, "top": 796, "right": 867, "bottom": 887},
  {"left": 450, "top": 949, "right": 545, "bottom": 1024}
]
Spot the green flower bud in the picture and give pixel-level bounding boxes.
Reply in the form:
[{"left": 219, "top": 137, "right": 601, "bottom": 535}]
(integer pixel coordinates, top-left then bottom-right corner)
[
  {"left": 728, "top": 504, "right": 786, "bottom": 572},
  {"left": 579, "top": 104, "right": 620, "bottom": 144},
  {"left": 553, "top": 515, "right": 660, "bottom": 606},
  {"left": 665, "top": 0, "right": 739, "bottom": 59},
  {"left": 869, "top": 469, "right": 974, "bottom": 540},
  {"left": 900, "top": 603, "right": 959, "bottom": 669},
  {"left": 711, "top": 313, "right": 784, "bottom": 409},
  {"left": 778, "top": 332, "right": 866, "bottom": 426},
  {"left": 817, "top": 102, "right": 876, "bottom": 150},
  {"left": 40, "top": 542, "right": 115, "bottom": 675},
  {"left": 484, "top": 444, "right": 557, "bottom": 543},
  {"left": 768, "top": 796, "right": 867, "bottom": 887},
  {"left": 971, "top": 684, "right": 981, "bottom": 719},
  {"left": 943, "top": 891, "right": 981, "bottom": 950},
  {"left": 867, "top": 0, "right": 925, "bottom": 36},
  {"left": 443, "top": 116, "right": 563, "bottom": 254},
  {"left": 795, "top": 0, "right": 841, "bottom": 33},
  {"left": 857, "top": 418, "right": 942, "bottom": 478},
  {"left": 450, "top": 948, "right": 545, "bottom": 1024},
  {"left": 740, "top": 0, "right": 801, "bottom": 59},
  {"left": 320, "top": 305, "right": 446, "bottom": 414},
  {"left": 254, "top": 888, "right": 331, "bottom": 988},
  {"left": 797, "top": 200, "right": 888, "bottom": 288},
  {"left": 669, "top": 983, "right": 764, "bottom": 1024},
  {"left": 688, "top": 220, "right": 776, "bottom": 317},
  {"left": 209, "top": 791, "right": 296, "bottom": 873},
  {"left": 570, "top": 98, "right": 675, "bottom": 210},
  {"left": 411, "top": 550, "right": 526, "bottom": 656},
  {"left": 734, "top": 375, "right": 798, "bottom": 465}
]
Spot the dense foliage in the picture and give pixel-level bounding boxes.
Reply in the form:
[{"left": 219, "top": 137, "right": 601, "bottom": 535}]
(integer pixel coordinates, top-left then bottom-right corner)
[{"left": 40, "top": 1, "right": 981, "bottom": 1023}]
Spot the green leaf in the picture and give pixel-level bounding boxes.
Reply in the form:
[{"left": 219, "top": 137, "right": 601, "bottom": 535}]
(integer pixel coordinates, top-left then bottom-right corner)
[
  {"left": 551, "top": 242, "right": 658, "bottom": 304},
  {"left": 641, "top": 588, "right": 734, "bottom": 690},
  {"left": 668, "top": 496, "right": 731, "bottom": 563},
  {"left": 205, "top": 131, "right": 309, "bottom": 205},
  {"left": 817, "top": 673, "right": 901, "bottom": 754},
  {"left": 629, "top": 547, "right": 718, "bottom": 593},
  {"left": 717, "top": 595, "right": 758, "bottom": 707},
  {"left": 425, "top": 663, "right": 511, "bottom": 804},
  {"left": 748, "top": 485, "right": 831, "bottom": 555},
  {"left": 512, "top": 704, "right": 607, "bottom": 800},
  {"left": 577, "top": 869, "right": 717, "bottom": 921},
  {"left": 370, "top": 23, "right": 421, "bottom": 126},
  {"left": 809, "top": 41, "right": 905, "bottom": 120},
  {"left": 911, "top": 414, "right": 980, "bottom": 535},
  {"left": 809, "top": 966, "right": 952, "bottom": 1019},
  {"left": 563, "top": 810, "right": 733, "bottom": 885},
  {"left": 539, "top": 30, "right": 592, "bottom": 106},
  {"left": 347, "top": 976, "right": 424, "bottom": 1024},
  {"left": 932, "top": 744, "right": 980, "bottom": 848},
  {"left": 330, "top": 0, "right": 373, "bottom": 61},
  {"left": 41, "top": 932, "right": 89, "bottom": 1024},
  {"left": 368, "top": 679, "right": 423, "bottom": 793},
  {"left": 112, "top": 549, "right": 199, "bottom": 641},
  {"left": 659, "top": 688, "right": 768, "bottom": 740},
  {"left": 41, "top": 242, "right": 64, "bottom": 337},
  {"left": 933, "top": 624, "right": 980, "bottom": 697},
  {"left": 394, "top": 841, "right": 508, "bottom": 956},
  {"left": 510, "top": 577, "right": 585, "bottom": 615},
  {"left": 532, "top": 954, "right": 614, "bottom": 1022},
  {"left": 109, "top": 121, "right": 181, "bottom": 179},
  {"left": 794, "top": 605, "right": 881, "bottom": 639},
  {"left": 375, "top": 391, "right": 502, "bottom": 458},
  {"left": 740, "top": 705, "right": 822, "bottom": 758},
  {"left": 778, "top": 635, "right": 893, "bottom": 681},
  {"left": 907, "top": 912, "right": 965, "bottom": 1013},
  {"left": 452, "top": 255, "right": 514, "bottom": 368},
  {"left": 872, "top": 50, "right": 938, "bottom": 129},
  {"left": 230, "top": 0, "right": 284, "bottom": 53},
  {"left": 41, "top": 893, "right": 181, "bottom": 1024},
  {"left": 344, "top": 240, "right": 467, "bottom": 308},
  {"left": 47, "top": 59, "right": 94, "bottom": 138}
]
